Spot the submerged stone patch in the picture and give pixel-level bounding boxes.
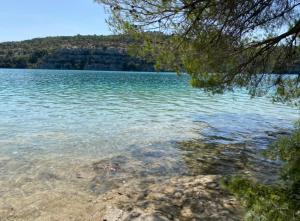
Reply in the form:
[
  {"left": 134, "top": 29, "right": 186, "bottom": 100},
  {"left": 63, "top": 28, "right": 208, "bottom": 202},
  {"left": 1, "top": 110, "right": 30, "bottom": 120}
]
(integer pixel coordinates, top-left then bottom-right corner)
[
  {"left": 0, "top": 138, "right": 280, "bottom": 220},
  {"left": 97, "top": 175, "right": 243, "bottom": 221}
]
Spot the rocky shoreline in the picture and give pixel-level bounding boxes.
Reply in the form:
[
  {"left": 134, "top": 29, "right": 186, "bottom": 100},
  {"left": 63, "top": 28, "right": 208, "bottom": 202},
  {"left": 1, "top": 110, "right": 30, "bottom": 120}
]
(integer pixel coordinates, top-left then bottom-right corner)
[
  {"left": 98, "top": 175, "right": 243, "bottom": 221},
  {"left": 0, "top": 153, "right": 244, "bottom": 221},
  {"left": 0, "top": 138, "right": 281, "bottom": 220}
]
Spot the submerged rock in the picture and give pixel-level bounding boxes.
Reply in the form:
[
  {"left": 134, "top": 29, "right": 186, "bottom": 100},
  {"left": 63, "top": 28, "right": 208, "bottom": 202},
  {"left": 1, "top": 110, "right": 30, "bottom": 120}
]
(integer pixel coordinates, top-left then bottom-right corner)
[
  {"left": 94, "top": 175, "right": 243, "bottom": 221},
  {"left": 100, "top": 206, "right": 128, "bottom": 221}
]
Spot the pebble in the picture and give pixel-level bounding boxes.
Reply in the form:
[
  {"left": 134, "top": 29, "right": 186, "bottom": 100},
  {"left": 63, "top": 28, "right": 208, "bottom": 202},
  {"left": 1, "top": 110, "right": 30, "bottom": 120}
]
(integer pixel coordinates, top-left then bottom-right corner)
[
  {"left": 163, "top": 187, "right": 175, "bottom": 194},
  {"left": 207, "top": 182, "right": 218, "bottom": 189},
  {"left": 173, "top": 191, "right": 183, "bottom": 199},
  {"left": 209, "top": 214, "right": 221, "bottom": 219},
  {"left": 142, "top": 214, "right": 169, "bottom": 221},
  {"left": 220, "top": 210, "right": 231, "bottom": 215},
  {"left": 76, "top": 173, "right": 83, "bottom": 179},
  {"left": 180, "top": 206, "right": 193, "bottom": 218},
  {"left": 130, "top": 211, "right": 141, "bottom": 218}
]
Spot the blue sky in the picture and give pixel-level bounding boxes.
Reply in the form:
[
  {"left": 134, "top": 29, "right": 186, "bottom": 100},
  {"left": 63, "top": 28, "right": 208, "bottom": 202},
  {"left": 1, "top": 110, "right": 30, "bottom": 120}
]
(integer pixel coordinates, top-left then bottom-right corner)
[{"left": 0, "top": 0, "right": 111, "bottom": 42}]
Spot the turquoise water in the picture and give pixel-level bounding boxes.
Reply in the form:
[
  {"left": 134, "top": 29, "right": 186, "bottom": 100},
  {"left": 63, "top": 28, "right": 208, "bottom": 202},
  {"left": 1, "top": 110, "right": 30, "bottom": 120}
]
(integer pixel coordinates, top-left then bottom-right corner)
[
  {"left": 0, "top": 69, "right": 299, "bottom": 219},
  {"left": 0, "top": 69, "right": 298, "bottom": 158}
]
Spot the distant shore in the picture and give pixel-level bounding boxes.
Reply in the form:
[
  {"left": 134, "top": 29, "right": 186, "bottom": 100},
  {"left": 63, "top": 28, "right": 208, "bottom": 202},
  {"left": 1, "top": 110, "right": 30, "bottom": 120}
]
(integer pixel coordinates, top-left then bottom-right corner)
[{"left": 0, "top": 35, "right": 160, "bottom": 72}]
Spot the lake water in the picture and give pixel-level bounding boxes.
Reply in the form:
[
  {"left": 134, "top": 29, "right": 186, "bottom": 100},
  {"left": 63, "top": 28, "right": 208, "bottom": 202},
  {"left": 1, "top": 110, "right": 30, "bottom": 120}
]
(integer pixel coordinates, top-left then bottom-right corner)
[{"left": 0, "top": 69, "right": 299, "bottom": 220}]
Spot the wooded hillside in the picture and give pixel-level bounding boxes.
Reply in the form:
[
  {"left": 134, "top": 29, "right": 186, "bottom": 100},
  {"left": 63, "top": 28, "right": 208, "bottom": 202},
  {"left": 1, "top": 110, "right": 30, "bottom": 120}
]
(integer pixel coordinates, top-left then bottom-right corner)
[{"left": 0, "top": 35, "right": 156, "bottom": 71}]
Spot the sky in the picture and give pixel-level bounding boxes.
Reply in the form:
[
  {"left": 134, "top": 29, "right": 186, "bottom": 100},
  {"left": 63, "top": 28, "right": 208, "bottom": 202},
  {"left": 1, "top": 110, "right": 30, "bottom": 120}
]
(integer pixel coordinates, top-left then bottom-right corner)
[{"left": 0, "top": 0, "right": 111, "bottom": 42}]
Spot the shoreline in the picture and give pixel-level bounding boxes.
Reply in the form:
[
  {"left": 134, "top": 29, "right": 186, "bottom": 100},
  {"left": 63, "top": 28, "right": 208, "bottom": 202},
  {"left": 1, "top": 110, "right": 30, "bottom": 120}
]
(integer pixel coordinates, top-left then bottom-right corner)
[{"left": 0, "top": 138, "right": 281, "bottom": 220}]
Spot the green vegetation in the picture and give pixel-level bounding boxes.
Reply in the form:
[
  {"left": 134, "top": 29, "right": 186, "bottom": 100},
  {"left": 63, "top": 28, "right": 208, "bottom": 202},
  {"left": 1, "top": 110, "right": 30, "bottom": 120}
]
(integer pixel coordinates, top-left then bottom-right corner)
[
  {"left": 97, "top": 1, "right": 300, "bottom": 220},
  {"left": 97, "top": 0, "right": 300, "bottom": 105},
  {"left": 0, "top": 35, "right": 156, "bottom": 71},
  {"left": 223, "top": 122, "right": 300, "bottom": 220}
]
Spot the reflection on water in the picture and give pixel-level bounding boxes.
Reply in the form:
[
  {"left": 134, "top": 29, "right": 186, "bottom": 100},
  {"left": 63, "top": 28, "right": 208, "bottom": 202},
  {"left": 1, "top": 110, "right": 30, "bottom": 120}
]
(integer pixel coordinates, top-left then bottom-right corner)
[{"left": 0, "top": 69, "right": 298, "bottom": 220}]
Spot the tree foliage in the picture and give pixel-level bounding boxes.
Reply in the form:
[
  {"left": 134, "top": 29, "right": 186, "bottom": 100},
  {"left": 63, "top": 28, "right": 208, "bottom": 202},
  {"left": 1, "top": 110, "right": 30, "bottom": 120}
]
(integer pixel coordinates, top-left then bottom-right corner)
[
  {"left": 0, "top": 35, "right": 155, "bottom": 71},
  {"left": 97, "top": 0, "right": 300, "bottom": 104},
  {"left": 96, "top": 1, "right": 300, "bottom": 220}
]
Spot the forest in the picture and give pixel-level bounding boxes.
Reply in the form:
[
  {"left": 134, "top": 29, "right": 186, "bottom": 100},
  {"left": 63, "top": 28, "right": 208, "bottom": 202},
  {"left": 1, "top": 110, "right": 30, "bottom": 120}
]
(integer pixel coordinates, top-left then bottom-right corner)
[{"left": 0, "top": 35, "right": 155, "bottom": 71}]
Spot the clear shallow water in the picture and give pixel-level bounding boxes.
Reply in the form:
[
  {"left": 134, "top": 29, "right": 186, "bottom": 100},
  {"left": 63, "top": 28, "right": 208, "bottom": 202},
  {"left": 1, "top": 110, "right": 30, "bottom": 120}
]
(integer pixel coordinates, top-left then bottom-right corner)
[
  {"left": 0, "top": 69, "right": 299, "bottom": 219},
  {"left": 0, "top": 69, "right": 298, "bottom": 157}
]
